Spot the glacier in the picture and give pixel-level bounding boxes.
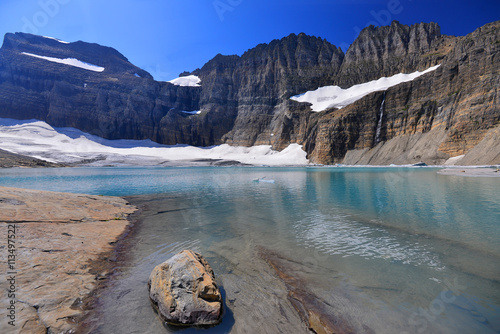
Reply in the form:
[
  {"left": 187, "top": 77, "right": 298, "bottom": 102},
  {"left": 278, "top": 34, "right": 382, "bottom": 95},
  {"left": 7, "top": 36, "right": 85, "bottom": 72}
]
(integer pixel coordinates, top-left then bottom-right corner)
[{"left": 0, "top": 118, "right": 308, "bottom": 166}]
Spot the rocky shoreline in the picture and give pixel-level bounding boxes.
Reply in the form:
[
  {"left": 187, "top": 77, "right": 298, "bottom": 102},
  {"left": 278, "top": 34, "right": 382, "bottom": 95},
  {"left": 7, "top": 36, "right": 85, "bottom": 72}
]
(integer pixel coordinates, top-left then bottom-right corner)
[
  {"left": 437, "top": 167, "right": 500, "bottom": 177},
  {"left": 0, "top": 186, "right": 137, "bottom": 333},
  {"left": 0, "top": 149, "right": 66, "bottom": 168}
]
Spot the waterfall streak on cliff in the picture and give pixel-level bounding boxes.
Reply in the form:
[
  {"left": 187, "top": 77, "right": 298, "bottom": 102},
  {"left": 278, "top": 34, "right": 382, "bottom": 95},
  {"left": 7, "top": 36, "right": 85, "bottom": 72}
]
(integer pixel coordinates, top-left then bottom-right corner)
[{"left": 375, "top": 92, "right": 386, "bottom": 144}]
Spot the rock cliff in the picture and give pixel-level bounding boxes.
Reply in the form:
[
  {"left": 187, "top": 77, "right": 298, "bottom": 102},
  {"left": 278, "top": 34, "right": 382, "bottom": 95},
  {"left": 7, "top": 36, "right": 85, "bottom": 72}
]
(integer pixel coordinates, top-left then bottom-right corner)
[
  {"left": 0, "top": 21, "right": 498, "bottom": 165},
  {"left": 310, "top": 21, "right": 500, "bottom": 165}
]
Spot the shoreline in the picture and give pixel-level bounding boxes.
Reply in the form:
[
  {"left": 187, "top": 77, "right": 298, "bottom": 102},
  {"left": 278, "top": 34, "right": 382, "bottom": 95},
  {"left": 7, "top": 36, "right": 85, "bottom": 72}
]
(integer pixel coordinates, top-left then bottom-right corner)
[
  {"left": 0, "top": 186, "right": 137, "bottom": 333},
  {"left": 1, "top": 145, "right": 499, "bottom": 170},
  {"left": 0, "top": 160, "right": 500, "bottom": 174},
  {"left": 437, "top": 167, "right": 500, "bottom": 177},
  {"left": 77, "top": 201, "right": 147, "bottom": 333},
  {"left": 0, "top": 149, "right": 66, "bottom": 168}
]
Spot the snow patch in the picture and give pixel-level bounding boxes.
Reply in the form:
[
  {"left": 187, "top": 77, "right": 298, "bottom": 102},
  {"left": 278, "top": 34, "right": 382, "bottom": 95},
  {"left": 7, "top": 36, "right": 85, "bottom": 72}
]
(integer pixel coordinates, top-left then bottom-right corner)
[
  {"left": 0, "top": 118, "right": 308, "bottom": 166},
  {"left": 444, "top": 154, "right": 465, "bottom": 165},
  {"left": 42, "top": 36, "right": 69, "bottom": 44},
  {"left": 168, "top": 75, "right": 201, "bottom": 87},
  {"left": 21, "top": 52, "right": 105, "bottom": 72},
  {"left": 291, "top": 65, "right": 441, "bottom": 112},
  {"left": 134, "top": 73, "right": 141, "bottom": 78},
  {"left": 181, "top": 110, "right": 201, "bottom": 115}
]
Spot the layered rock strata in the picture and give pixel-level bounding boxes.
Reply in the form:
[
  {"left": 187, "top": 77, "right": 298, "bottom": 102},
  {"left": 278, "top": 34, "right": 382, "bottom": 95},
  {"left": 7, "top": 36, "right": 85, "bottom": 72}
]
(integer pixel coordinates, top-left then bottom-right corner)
[{"left": 0, "top": 20, "right": 498, "bottom": 165}]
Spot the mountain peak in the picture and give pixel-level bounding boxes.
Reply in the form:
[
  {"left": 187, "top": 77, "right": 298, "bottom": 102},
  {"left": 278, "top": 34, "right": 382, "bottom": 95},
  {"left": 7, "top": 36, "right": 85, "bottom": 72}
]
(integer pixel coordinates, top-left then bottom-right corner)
[
  {"left": 1, "top": 32, "right": 153, "bottom": 79},
  {"left": 336, "top": 20, "right": 443, "bottom": 86}
]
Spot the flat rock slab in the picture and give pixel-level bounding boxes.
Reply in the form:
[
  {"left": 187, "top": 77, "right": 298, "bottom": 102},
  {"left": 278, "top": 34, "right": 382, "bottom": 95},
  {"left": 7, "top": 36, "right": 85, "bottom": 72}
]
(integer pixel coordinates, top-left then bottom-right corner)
[
  {"left": 148, "top": 250, "right": 223, "bottom": 326},
  {"left": 437, "top": 168, "right": 500, "bottom": 177},
  {"left": 0, "top": 186, "right": 136, "bottom": 334}
]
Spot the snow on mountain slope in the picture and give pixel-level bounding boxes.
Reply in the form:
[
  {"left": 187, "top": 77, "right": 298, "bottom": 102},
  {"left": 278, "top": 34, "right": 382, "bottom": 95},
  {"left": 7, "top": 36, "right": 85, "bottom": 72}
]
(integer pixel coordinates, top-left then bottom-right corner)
[
  {"left": 21, "top": 52, "right": 105, "bottom": 72},
  {"left": 0, "top": 118, "right": 307, "bottom": 166},
  {"left": 291, "top": 65, "right": 441, "bottom": 112},
  {"left": 168, "top": 75, "right": 201, "bottom": 87},
  {"left": 181, "top": 110, "right": 201, "bottom": 115},
  {"left": 42, "top": 36, "right": 70, "bottom": 44}
]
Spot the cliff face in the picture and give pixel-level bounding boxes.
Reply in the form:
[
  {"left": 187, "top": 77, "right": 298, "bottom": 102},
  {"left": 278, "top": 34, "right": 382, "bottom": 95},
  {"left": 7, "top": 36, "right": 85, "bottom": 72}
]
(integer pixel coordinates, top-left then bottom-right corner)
[
  {"left": 309, "top": 21, "right": 500, "bottom": 165},
  {"left": 0, "top": 32, "right": 342, "bottom": 147},
  {"left": 335, "top": 21, "right": 446, "bottom": 87},
  {"left": 0, "top": 33, "right": 205, "bottom": 144},
  {"left": 193, "top": 33, "right": 344, "bottom": 146},
  {"left": 0, "top": 21, "right": 499, "bottom": 165}
]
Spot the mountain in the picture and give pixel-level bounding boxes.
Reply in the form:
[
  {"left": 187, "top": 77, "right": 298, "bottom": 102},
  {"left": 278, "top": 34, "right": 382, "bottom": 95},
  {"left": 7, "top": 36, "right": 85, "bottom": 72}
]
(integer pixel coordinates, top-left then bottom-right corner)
[
  {"left": 310, "top": 21, "right": 500, "bottom": 165},
  {"left": 0, "top": 21, "right": 499, "bottom": 165}
]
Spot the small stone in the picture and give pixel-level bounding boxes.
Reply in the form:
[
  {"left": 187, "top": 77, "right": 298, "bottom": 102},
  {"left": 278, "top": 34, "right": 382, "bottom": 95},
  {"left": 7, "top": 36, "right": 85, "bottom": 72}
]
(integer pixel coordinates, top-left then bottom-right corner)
[{"left": 148, "top": 250, "right": 223, "bottom": 326}]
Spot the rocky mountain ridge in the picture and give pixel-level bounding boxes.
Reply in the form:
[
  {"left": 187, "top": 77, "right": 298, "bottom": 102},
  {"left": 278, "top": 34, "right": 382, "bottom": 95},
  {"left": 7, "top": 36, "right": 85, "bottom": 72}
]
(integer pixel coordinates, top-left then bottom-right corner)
[{"left": 0, "top": 20, "right": 498, "bottom": 165}]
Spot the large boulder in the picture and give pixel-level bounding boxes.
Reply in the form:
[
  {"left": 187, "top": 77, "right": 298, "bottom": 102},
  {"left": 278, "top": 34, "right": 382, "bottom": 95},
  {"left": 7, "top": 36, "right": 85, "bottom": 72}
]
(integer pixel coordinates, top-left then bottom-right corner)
[{"left": 148, "top": 250, "right": 223, "bottom": 326}]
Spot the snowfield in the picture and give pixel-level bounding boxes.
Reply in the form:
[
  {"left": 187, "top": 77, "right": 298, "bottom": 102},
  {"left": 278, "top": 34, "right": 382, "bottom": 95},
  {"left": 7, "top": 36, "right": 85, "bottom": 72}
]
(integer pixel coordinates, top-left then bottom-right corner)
[
  {"left": 42, "top": 36, "right": 70, "bottom": 44},
  {"left": 0, "top": 118, "right": 308, "bottom": 166},
  {"left": 21, "top": 52, "right": 105, "bottom": 72},
  {"left": 290, "top": 65, "right": 441, "bottom": 112},
  {"left": 168, "top": 75, "right": 201, "bottom": 87}
]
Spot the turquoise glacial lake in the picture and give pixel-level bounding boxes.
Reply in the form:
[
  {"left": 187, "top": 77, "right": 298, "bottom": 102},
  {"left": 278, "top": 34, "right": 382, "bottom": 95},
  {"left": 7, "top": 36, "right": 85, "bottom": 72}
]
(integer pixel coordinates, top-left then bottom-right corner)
[{"left": 1, "top": 167, "right": 499, "bottom": 333}]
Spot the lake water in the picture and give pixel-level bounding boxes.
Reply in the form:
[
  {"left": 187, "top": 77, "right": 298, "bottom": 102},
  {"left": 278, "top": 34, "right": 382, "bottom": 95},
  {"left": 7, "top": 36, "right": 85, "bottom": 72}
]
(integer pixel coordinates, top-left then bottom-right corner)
[{"left": 1, "top": 167, "right": 499, "bottom": 333}]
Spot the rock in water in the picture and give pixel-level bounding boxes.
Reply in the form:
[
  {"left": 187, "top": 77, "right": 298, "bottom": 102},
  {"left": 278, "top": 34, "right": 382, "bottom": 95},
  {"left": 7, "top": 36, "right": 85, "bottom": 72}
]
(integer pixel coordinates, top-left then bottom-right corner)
[{"left": 148, "top": 250, "right": 223, "bottom": 326}]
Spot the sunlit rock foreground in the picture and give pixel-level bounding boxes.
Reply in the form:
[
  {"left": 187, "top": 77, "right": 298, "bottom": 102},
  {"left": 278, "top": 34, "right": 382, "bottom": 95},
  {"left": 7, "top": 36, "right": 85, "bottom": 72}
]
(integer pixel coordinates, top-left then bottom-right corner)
[{"left": 0, "top": 186, "right": 137, "bottom": 334}]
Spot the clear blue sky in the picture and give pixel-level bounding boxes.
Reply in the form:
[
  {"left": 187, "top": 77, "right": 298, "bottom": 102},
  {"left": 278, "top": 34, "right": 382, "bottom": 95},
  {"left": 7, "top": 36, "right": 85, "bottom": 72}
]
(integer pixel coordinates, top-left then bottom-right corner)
[{"left": 0, "top": 0, "right": 498, "bottom": 81}]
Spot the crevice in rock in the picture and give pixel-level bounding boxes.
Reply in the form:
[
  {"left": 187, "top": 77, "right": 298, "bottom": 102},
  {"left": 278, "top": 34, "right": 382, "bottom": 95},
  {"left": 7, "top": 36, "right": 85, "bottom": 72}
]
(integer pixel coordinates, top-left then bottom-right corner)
[{"left": 18, "top": 299, "right": 51, "bottom": 334}]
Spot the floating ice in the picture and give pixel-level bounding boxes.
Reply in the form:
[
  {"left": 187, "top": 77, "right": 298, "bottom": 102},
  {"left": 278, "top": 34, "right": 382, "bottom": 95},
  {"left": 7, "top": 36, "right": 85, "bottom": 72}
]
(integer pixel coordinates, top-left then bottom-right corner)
[{"left": 253, "top": 177, "right": 275, "bottom": 183}]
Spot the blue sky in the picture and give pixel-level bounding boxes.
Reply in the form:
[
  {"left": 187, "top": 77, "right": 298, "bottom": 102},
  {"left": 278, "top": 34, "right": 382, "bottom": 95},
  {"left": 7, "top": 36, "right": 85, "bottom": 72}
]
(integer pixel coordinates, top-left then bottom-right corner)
[{"left": 0, "top": 0, "right": 498, "bottom": 81}]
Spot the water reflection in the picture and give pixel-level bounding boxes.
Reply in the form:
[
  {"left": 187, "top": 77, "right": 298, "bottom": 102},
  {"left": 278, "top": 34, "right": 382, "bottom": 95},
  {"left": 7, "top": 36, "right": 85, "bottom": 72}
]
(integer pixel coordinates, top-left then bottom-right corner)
[{"left": 1, "top": 167, "right": 499, "bottom": 333}]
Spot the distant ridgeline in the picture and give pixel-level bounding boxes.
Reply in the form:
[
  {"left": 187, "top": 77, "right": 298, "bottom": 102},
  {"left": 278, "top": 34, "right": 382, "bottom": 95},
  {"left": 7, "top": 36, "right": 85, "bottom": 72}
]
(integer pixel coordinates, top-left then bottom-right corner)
[{"left": 0, "top": 20, "right": 499, "bottom": 165}]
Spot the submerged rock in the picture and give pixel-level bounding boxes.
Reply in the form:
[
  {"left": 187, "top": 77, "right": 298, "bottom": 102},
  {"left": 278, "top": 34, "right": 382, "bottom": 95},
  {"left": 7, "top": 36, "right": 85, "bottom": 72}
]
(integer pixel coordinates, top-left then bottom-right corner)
[
  {"left": 258, "top": 247, "right": 362, "bottom": 334},
  {"left": 148, "top": 250, "right": 223, "bottom": 326}
]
